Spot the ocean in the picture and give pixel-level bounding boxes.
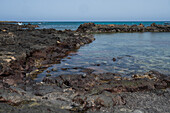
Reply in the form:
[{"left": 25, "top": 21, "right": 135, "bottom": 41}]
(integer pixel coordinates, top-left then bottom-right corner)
[{"left": 20, "top": 21, "right": 170, "bottom": 30}]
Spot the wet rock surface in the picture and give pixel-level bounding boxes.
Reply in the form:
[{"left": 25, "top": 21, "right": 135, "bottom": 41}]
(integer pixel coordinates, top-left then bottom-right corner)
[
  {"left": 0, "top": 23, "right": 170, "bottom": 113},
  {"left": 77, "top": 22, "right": 170, "bottom": 33}
]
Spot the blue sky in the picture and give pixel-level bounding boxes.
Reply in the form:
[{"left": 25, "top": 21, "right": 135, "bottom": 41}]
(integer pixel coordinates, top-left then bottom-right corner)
[{"left": 0, "top": 0, "right": 170, "bottom": 21}]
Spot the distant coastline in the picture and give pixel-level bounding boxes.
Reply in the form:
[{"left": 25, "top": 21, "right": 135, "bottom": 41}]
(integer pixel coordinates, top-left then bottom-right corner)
[
  {"left": 0, "top": 21, "right": 17, "bottom": 23},
  {"left": 1, "top": 20, "right": 170, "bottom": 23}
]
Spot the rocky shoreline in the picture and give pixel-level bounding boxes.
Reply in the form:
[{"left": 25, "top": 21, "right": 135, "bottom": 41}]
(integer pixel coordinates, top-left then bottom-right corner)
[
  {"left": 0, "top": 23, "right": 170, "bottom": 113},
  {"left": 77, "top": 23, "right": 170, "bottom": 33},
  {"left": 0, "top": 23, "right": 94, "bottom": 85}
]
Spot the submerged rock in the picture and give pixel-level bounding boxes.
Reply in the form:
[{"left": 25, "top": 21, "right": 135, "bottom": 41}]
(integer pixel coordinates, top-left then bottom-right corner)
[{"left": 112, "top": 58, "right": 116, "bottom": 62}]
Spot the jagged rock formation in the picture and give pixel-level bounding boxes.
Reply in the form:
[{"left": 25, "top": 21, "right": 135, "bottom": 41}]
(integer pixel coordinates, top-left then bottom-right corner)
[{"left": 77, "top": 23, "right": 170, "bottom": 33}]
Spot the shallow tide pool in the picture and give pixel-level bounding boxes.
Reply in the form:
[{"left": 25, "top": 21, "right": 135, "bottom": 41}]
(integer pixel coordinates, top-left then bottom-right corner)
[{"left": 37, "top": 32, "right": 170, "bottom": 81}]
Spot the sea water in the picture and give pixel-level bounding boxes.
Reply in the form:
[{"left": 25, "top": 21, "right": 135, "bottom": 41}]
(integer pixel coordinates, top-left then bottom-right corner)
[
  {"left": 36, "top": 31, "right": 170, "bottom": 81},
  {"left": 21, "top": 21, "right": 169, "bottom": 30}
]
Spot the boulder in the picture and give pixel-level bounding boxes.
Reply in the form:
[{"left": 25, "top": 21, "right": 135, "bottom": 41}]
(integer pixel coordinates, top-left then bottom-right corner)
[
  {"left": 77, "top": 23, "right": 95, "bottom": 32},
  {"left": 138, "top": 23, "right": 144, "bottom": 27},
  {"left": 151, "top": 23, "right": 157, "bottom": 27}
]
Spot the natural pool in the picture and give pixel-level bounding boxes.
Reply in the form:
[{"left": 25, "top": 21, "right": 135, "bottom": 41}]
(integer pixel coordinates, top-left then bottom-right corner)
[{"left": 37, "top": 32, "right": 170, "bottom": 81}]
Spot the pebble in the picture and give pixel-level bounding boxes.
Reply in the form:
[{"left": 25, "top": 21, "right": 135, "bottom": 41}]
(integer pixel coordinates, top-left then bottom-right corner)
[
  {"left": 57, "top": 41, "right": 60, "bottom": 44},
  {"left": 67, "top": 57, "right": 71, "bottom": 59},
  {"left": 113, "top": 58, "right": 116, "bottom": 62},
  {"left": 120, "top": 108, "right": 132, "bottom": 112},
  {"left": 96, "top": 64, "right": 100, "bottom": 66},
  {"left": 51, "top": 68, "right": 58, "bottom": 72},
  {"left": 102, "top": 61, "right": 107, "bottom": 64},
  {"left": 82, "top": 74, "right": 87, "bottom": 78},
  {"left": 133, "top": 110, "right": 144, "bottom": 113},
  {"left": 64, "top": 63, "right": 69, "bottom": 65},
  {"left": 46, "top": 74, "right": 51, "bottom": 77},
  {"left": 61, "top": 68, "right": 68, "bottom": 71},
  {"left": 46, "top": 70, "right": 51, "bottom": 73}
]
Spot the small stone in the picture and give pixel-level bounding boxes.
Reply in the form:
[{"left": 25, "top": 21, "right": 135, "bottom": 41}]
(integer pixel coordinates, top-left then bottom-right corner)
[
  {"left": 29, "top": 102, "right": 40, "bottom": 107},
  {"left": 64, "top": 63, "right": 69, "bottom": 66},
  {"left": 133, "top": 110, "right": 144, "bottom": 113},
  {"left": 73, "top": 67, "right": 78, "bottom": 69},
  {"left": 151, "top": 23, "right": 157, "bottom": 27},
  {"left": 11, "top": 56, "right": 16, "bottom": 60},
  {"left": 61, "top": 68, "right": 68, "bottom": 71},
  {"left": 3, "top": 79, "right": 15, "bottom": 85},
  {"left": 42, "top": 97, "right": 48, "bottom": 99},
  {"left": 148, "top": 74, "right": 154, "bottom": 79},
  {"left": 96, "top": 64, "right": 100, "bottom": 66},
  {"left": 67, "top": 57, "right": 71, "bottom": 59},
  {"left": 80, "top": 42, "right": 84, "bottom": 45},
  {"left": 132, "top": 74, "right": 140, "bottom": 78},
  {"left": 46, "top": 74, "right": 51, "bottom": 77},
  {"left": 120, "top": 108, "right": 132, "bottom": 112},
  {"left": 112, "top": 58, "right": 116, "bottom": 62},
  {"left": 82, "top": 74, "right": 86, "bottom": 78},
  {"left": 76, "top": 43, "right": 80, "bottom": 48},
  {"left": 51, "top": 68, "right": 58, "bottom": 72},
  {"left": 57, "top": 41, "right": 61, "bottom": 44},
  {"left": 102, "top": 61, "right": 107, "bottom": 64},
  {"left": 139, "top": 23, "right": 144, "bottom": 27},
  {"left": 114, "top": 76, "right": 122, "bottom": 80},
  {"left": 46, "top": 70, "right": 51, "bottom": 73},
  {"left": 3, "top": 59, "right": 12, "bottom": 63},
  {"left": 61, "top": 105, "right": 72, "bottom": 110}
]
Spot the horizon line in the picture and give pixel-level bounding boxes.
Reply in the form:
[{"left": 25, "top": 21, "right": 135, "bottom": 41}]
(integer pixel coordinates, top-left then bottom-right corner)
[{"left": 1, "top": 20, "right": 170, "bottom": 22}]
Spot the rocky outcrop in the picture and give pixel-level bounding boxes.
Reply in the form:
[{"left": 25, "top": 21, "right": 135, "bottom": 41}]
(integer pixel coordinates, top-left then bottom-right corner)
[
  {"left": 0, "top": 70, "right": 170, "bottom": 113},
  {"left": 0, "top": 24, "right": 94, "bottom": 85},
  {"left": 0, "top": 23, "right": 39, "bottom": 31},
  {"left": 77, "top": 23, "right": 170, "bottom": 33},
  {"left": 77, "top": 22, "right": 96, "bottom": 32}
]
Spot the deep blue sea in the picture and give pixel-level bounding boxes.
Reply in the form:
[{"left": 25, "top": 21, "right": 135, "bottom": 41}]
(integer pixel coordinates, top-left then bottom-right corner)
[
  {"left": 21, "top": 21, "right": 170, "bottom": 30},
  {"left": 23, "top": 21, "right": 170, "bottom": 81}
]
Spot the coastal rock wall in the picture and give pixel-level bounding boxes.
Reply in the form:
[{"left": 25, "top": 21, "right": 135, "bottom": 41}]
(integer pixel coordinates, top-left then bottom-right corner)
[{"left": 77, "top": 23, "right": 170, "bottom": 33}]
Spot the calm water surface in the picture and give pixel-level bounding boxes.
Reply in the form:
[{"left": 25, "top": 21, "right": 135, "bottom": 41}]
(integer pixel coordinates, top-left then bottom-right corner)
[
  {"left": 20, "top": 21, "right": 169, "bottom": 30},
  {"left": 37, "top": 32, "right": 170, "bottom": 81}
]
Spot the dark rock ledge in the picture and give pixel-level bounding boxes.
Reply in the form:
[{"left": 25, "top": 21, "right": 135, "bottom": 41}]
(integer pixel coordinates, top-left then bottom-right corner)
[
  {"left": 0, "top": 23, "right": 170, "bottom": 113},
  {"left": 0, "top": 70, "right": 170, "bottom": 113},
  {"left": 77, "top": 23, "right": 170, "bottom": 33},
  {"left": 0, "top": 24, "right": 94, "bottom": 85}
]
